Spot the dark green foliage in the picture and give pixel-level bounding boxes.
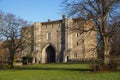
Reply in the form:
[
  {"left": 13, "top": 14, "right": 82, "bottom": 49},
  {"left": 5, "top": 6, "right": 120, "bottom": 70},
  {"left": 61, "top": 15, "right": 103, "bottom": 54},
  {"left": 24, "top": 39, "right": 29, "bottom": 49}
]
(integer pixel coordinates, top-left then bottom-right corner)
[
  {"left": 90, "top": 60, "right": 118, "bottom": 71},
  {"left": 22, "top": 54, "right": 33, "bottom": 65},
  {"left": 0, "top": 63, "right": 9, "bottom": 70}
]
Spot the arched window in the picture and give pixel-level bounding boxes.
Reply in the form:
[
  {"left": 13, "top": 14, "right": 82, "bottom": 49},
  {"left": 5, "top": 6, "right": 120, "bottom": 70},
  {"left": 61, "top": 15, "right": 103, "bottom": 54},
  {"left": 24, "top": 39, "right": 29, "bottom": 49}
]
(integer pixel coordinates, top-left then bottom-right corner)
[
  {"left": 77, "top": 42, "right": 79, "bottom": 46},
  {"left": 74, "top": 53, "right": 77, "bottom": 58},
  {"left": 76, "top": 33, "right": 78, "bottom": 37},
  {"left": 47, "top": 32, "right": 51, "bottom": 40}
]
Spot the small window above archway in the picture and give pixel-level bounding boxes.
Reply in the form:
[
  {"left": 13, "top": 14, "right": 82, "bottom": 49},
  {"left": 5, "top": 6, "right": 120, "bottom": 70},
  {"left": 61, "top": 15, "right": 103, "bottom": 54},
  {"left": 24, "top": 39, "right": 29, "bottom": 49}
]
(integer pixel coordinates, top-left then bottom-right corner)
[{"left": 47, "top": 32, "right": 51, "bottom": 40}]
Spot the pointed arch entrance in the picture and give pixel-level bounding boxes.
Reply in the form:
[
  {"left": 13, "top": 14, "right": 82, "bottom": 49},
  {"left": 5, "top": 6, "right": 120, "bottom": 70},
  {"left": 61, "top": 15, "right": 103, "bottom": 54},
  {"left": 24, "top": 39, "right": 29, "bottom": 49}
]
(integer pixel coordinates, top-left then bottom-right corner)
[
  {"left": 46, "top": 46, "right": 56, "bottom": 63},
  {"left": 41, "top": 44, "right": 56, "bottom": 63}
]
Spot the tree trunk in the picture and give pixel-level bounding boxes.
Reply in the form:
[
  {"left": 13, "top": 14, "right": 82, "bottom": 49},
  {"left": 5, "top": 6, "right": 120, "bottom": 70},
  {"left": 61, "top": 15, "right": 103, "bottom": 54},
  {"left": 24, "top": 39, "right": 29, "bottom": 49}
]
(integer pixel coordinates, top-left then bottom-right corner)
[
  {"left": 9, "top": 50, "right": 15, "bottom": 68},
  {"left": 103, "top": 36, "right": 111, "bottom": 64},
  {"left": 9, "top": 56, "right": 14, "bottom": 68}
]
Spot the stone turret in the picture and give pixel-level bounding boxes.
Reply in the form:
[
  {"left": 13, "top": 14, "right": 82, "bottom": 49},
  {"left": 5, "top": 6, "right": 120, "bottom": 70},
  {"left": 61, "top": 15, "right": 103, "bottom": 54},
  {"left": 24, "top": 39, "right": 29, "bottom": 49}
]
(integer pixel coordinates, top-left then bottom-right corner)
[{"left": 33, "top": 22, "right": 42, "bottom": 63}]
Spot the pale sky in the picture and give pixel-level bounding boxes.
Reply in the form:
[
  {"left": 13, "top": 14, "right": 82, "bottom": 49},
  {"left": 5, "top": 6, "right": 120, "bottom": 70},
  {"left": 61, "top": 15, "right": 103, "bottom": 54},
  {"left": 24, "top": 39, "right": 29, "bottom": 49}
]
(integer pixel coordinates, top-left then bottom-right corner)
[{"left": 0, "top": 0, "right": 63, "bottom": 22}]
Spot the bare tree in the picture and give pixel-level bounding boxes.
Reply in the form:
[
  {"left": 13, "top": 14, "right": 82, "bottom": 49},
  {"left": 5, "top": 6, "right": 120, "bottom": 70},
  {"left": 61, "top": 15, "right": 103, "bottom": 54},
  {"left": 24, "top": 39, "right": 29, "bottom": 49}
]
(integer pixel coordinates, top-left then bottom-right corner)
[
  {"left": 110, "top": 19, "right": 120, "bottom": 57},
  {"left": 0, "top": 12, "right": 29, "bottom": 68},
  {"left": 62, "top": 0, "right": 120, "bottom": 65}
]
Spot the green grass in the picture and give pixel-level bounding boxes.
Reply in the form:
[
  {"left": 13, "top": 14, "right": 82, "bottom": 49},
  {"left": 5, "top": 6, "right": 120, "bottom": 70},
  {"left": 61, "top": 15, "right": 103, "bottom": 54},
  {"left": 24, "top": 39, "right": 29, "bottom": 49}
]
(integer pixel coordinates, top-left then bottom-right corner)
[{"left": 0, "top": 63, "right": 120, "bottom": 80}]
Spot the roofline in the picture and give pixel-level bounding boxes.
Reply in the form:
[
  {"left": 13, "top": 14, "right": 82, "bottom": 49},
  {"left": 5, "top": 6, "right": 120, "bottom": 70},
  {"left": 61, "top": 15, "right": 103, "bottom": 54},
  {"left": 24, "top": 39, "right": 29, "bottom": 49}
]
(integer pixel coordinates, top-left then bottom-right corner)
[{"left": 41, "top": 20, "right": 62, "bottom": 25}]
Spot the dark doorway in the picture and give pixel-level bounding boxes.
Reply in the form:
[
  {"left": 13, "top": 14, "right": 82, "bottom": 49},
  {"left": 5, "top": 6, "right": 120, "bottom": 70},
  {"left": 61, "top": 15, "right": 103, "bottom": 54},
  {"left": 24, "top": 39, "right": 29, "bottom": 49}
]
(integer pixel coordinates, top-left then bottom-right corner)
[
  {"left": 67, "top": 56, "right": 69, "bottom": 62},
  {"left": 46, "top": 46, "right": 56, "bottom": 63}
]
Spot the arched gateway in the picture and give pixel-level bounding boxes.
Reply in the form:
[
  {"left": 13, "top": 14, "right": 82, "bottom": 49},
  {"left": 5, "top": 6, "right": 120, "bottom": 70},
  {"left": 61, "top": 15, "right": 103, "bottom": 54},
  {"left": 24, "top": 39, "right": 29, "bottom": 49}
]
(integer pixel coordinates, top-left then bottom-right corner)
[{"left": 41, "top": 44, "right": 56, "bottom": 63}]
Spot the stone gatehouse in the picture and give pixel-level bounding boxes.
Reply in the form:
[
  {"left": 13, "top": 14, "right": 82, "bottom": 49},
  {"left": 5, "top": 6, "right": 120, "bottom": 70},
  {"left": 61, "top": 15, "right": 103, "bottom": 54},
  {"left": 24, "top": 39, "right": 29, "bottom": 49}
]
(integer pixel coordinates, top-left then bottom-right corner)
[{"left": 22, "top": 15, "right": 97, "bottom": 63}]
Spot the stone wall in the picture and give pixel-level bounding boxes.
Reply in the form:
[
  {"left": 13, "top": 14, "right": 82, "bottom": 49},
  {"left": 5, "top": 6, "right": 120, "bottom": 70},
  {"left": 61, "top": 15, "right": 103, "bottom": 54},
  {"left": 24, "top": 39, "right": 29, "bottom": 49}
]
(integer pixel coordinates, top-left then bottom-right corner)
[{"left": 22, "top": 15, "right": 97, "bottom": 63}]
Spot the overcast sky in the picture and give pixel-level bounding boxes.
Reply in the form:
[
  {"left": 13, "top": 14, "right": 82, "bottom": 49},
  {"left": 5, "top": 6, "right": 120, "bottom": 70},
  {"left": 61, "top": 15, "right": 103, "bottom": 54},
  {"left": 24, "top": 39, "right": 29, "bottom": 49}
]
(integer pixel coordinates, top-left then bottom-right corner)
[{"left": 0, "top": 0, "right": 63, "bottom": 22}]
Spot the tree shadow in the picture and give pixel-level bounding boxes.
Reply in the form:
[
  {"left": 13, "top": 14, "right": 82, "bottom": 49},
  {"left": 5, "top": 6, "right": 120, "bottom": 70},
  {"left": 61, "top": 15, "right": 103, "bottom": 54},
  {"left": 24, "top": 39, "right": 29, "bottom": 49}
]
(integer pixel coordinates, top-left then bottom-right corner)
[{"left": 13, "top": 66, "right": 91, "bottom": 72}]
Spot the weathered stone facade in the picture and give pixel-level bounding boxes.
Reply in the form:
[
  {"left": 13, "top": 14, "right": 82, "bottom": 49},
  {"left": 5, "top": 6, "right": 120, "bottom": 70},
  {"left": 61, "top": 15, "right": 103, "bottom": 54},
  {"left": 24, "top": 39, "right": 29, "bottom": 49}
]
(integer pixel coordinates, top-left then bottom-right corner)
[{"left": 22, "top": 15, "right": 97, "bottom": 63}]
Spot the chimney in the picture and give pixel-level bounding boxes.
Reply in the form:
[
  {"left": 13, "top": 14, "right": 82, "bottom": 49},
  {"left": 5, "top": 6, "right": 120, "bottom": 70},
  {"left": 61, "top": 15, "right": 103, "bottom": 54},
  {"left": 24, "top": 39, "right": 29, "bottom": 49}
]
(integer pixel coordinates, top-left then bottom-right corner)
[
  {"left": 48, "top": 19, "right": 50, "bottom": 22},
  {"left": 62, "top": 15, "right": 65, "bottom": 23}
]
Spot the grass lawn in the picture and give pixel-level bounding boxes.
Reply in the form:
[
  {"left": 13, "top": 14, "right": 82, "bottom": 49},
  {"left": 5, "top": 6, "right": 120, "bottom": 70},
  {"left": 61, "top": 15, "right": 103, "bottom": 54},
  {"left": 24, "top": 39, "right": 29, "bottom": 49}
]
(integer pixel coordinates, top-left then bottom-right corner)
[{"left": 0, "top": 63, "right": 120, "bottom": 80}]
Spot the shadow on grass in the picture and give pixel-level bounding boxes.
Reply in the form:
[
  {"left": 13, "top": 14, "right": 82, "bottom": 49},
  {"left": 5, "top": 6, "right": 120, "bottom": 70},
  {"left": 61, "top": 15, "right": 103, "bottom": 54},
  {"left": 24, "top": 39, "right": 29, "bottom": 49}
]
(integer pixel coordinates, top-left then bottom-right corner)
[
  {"left": 13, "top": 65, "right": 120, "bottom": 72},
  {"left": 19, "top": 68, "right": 91, "bottom": 72},
  {"left": 13, "top": 66, "right": 91, "bottom": 72}
]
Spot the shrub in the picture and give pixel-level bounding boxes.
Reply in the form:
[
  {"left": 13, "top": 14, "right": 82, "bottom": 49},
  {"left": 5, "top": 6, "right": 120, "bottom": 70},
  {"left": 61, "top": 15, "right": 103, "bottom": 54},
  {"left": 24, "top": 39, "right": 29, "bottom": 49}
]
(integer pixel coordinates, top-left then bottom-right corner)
[
  {"left": 0, "top": 53, "right": 9, "bottom": 70},
  {"left": 22, "top": 57, "right": 28, "bottom": 65},
  {"left": 0, "top": 63, "right": 9, "bottom": 70},
  {"left": 90, "top": 60, "right": 117, "bottom": 72},
  {"left": 22, "top": 54, "right": 33, "bottom": 65}
]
